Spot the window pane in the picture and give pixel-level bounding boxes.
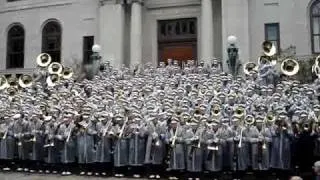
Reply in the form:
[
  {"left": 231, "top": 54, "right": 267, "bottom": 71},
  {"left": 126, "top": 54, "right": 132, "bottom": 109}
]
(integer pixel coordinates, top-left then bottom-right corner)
[
  {"left": 7, "top": 25, "right": 24, "bottom": 69},
  {"left": 314, "top": 36, "right": 320, "bottom": 53},
  {"left": 266, "top": 25, "right": 278, "bottom": 41},
  {"left": 314, "top": 17, "right": 320, "bottom": 35},
  {"left": 83, "top": 36, "right": 94, "bottom": 64},
  {"left": 42, "top": 21, "right": 61, "bottom": 63}
]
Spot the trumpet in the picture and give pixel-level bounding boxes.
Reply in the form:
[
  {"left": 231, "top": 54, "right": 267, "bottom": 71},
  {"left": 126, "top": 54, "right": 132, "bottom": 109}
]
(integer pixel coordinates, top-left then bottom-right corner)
[{"left": 281, "top": 58, "right": 299, "bottom": 76}]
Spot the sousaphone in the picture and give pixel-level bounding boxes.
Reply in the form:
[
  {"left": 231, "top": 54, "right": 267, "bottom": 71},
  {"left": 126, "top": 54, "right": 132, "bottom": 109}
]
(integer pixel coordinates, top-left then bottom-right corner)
[
  {"left": 262, "top": 41, "right": 277, "bottom": 57},
  {"left": 48, "top": 62, "right": 63, "bottom": 75},
  {"left": 36, "top": 53, "right": 52, "bottom": 67},
  {"left": 18, "top": 74, "right": 33, "bottom": 88},
  {"left": 0, "top": 75, "right": 9, "bottom": 90},
  {"left": 62, "top": 67, "right": 73, "bottom": 79},
  {"left": 243, "top": 62, "right": 258, "bottom": 75},
  {"left": 46, "top": 74, "right": 60, "bottom": 87},
  {"left": 281, "top": 58, "right": 299, "bottom": 76}
]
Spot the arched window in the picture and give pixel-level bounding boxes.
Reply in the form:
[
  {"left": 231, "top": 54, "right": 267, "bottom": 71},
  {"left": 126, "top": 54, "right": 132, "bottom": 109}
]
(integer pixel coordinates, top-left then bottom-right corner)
[
  {"left": 6, "top": 24, "right": 25, "bottom": 69},
  {"left": 42, "top": 21, "right": 61, "bottom": 62},
  {"left": 311, "top": 0, "right": 320, "bottom": 53}
]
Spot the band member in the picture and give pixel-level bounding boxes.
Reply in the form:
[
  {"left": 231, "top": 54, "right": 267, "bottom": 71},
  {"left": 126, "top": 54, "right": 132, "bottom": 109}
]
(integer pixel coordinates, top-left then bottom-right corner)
[
  {"left": 185, "top": 119, "right": 204, "bottom": 180},
  {"left": 270, "top": 113, "right": 293, "bottom": 179},
  {"left": 57, "top": 110, "right": 77, "bottom": 175},
  {"left": 29, "top": 111, "right": 45, "bottom": 173},
  {"left": 204, "top": 120, "right": 224, "bottom": 179},
  {"left": 166, "top": 118, "right": 186, "bottom": 180},
  {"left": 128, "top": 117, "right": 147, "bottom": 178},
  {"left": 13, "top": 113, "right": 31, "bottom": 172},
  {"left": 43, "top": 116, "right": 59, "bottom": 174},
  {"left": 0, "top": 114, "right": 15, "bottom": 171},
  {"left": 112, "top": 113, "right": 130, "bottom": 177},
  {"left": 95, "top": 112, "right": 113, "bottom": 176},
  {"left": 77, "top": 108, "right": 97, "bottom": 176},
  {"left": 145, "top": 116, "right": 166, "bottom": 179}
]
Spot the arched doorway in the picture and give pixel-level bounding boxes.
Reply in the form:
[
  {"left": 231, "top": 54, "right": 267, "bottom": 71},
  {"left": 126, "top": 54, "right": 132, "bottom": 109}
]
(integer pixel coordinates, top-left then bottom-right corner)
[{"left": 158, "top": 18, "right": 197, "bottom": 66}]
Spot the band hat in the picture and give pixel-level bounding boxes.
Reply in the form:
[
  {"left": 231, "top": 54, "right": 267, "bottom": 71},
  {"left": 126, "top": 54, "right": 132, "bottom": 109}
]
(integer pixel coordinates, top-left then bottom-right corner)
[{"left": 13, "top": 114, "right": 21, "bottom": 120}]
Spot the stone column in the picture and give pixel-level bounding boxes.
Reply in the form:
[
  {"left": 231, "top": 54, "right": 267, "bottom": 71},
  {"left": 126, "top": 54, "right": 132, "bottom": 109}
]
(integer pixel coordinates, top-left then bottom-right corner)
[
  {"left": 201, "top": 0, "right": 214, "bottom": 65},
  {"left": 129, "top": 0, "right": 143, "bottom": 67}
]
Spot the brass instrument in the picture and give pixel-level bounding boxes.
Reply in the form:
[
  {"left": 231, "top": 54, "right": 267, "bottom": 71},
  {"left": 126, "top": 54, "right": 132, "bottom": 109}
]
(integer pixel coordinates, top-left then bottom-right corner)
[
  {"left": 243, "top": 62, "right": 258, "bottom": 75},
  {"left": 211, "top": 104, "right": 221, "bottom": 118},
  {"left": 48, "top": 62, "right": 63, "bottom": 75},
  {"left": 36, "top": 53, "right": 52, "bottom": 67},
  {"left": 0, "top": 75, "right": 9, "bottom": 90},
  {"left": 244, "top": 115, "right": 255, "bottom": 126},
  {"left": 234, "top": 106, "right": 245, "bottom": 119},
  {"left": 46, "top": 74, "right": 60, "bottom": 87},
  {"left": 208, "top": 138, "right": 219, "bottom": 151},
  {"left": 18, "top": 74, "right": 33, "bottom": 88},
  {"left": 7, "top": 86, "right": 18, "bottom": 97},
  {"left": 118, "top": 117, "right": 128, "bottom": 139},
  {"left": 62, "top": 67, "right": 73, "bottom": 79},
  {"left": 262, "top": 40, "right": 276, "bottom": 57},
  {"left": 265, "top": 113, "right": 276, "bottom": 123},
  {"left": 66, "top": 124, "right": 74, "bottom": 143},
  {"left": 281, "top": 58, "right": 299, "bottom": 76},
  {"left": 7, "top": 76, "right": 18, "bottom": 87},
  {"left": 102, "top": 120, "right": 113, "bottom": 137},
  {"left": 171, "top": 124, "right": 180, "bottom": 147}
]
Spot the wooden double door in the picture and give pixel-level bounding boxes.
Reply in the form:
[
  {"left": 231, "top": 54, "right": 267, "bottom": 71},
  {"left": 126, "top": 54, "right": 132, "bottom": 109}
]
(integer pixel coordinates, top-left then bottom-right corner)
[{"left": 158, "top": 18, "right": 197, "bottom": 66}]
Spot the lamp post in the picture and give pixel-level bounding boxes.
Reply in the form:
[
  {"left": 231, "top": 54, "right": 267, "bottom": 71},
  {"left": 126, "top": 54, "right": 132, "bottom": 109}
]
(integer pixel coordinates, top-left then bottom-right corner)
[
  {"left": 227, "top": 35, "right": 241, "bottom": 77},
  {"left": 84, "top": 44, "right": 102, "bottom": 80}
]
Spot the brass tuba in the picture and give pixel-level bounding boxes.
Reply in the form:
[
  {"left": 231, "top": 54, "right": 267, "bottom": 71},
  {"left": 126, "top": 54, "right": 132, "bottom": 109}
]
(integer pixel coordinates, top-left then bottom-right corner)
[
  {"left": 48, "top": 62, "right": 63, "bottom": 75},
  {"left": 36, "top": 53, "right": 52, "bottom": 67},
  {"left": 243, "top": 62, "right": 258, "bottom": 75},
  {"left": 62, "top": 67, "right": 73, "bottom": 79},
  {"left": 46, "top": 74, "right": 60, "bottom": 87},
  {"left": 262, "top": 41, "right": 277, "bottom": 57},
  {"left": 18, "top": 74, "right": 33, "bottom": 88},
  {"left": 265, "top": 113, "right": 275, "bottom": 123},
  {"left": 7, "top": 86, "right": 18, "bottom": 96},
  {"left": 281, "top": 58, "right": 299, "bottom": 76},
  {"left": 0, "top": 75, "right": 9, "bottom": 90}
]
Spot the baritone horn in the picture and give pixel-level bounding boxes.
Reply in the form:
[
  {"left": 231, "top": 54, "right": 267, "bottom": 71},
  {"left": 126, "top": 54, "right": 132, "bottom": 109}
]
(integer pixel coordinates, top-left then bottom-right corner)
[
  {"left": 18, "top": 74, "right": 33, "bottom": 88},
  {"left": 243, "top": 62, "right": 258, "bottom": 75},
  {"left": 281, "top": 58, "right": 299, "bottom": 76},
  {"left": 234, "top": 106, "right": 245, "bottom": 118},
  {"left": 36, "top": 53, "right": 52, "bottom": 67}
]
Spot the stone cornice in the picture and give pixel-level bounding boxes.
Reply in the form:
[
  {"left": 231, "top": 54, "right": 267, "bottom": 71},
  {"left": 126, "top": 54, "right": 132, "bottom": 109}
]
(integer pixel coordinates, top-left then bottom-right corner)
[
  {"left": 0, "top": 0, "right": 73, "bottom": 14},
  {"left": 145, "top": 0, "right": 200, "bottom": 10},
  {"left": 127, "top": 0, "right": 144, "bottom": 5},
  {"left": 99, "top": 0, "right": 127, "bottom": 6}
]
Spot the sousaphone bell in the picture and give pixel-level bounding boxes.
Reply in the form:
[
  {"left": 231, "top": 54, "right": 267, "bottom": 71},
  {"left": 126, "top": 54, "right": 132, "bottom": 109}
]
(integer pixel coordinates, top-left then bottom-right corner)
[
  {"left": 262, "top": 41, "right": 277, "bottom": 57},
  {"left": 48, "top": 62, "right": 63, "bottom": 75},
  {"left": 36, "top": 53, "right": 52, "bottom": 67},
  {"left": 281, "top": 58, "right": 299, "bottom": 76},
  {"left": 46, "top": 74, "right": 60, "bottom": 87},
  {"left": 62, "top": 67, "right": 73, "bottom": 79},
  {"left": 243, "top": 62, "right": 258, "bottom": 75},
  {"left": 0, "top": 75, "right": 9, "bottom": 90},
  {"left": 18, "top": 74, "right": 33, "bottom": 88}
]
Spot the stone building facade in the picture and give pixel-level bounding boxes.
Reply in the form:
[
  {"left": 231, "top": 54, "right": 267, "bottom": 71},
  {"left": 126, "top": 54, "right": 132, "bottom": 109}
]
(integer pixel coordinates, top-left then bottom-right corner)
[{"left": 0, "top": 0, "right": 318, "bottom": 74}]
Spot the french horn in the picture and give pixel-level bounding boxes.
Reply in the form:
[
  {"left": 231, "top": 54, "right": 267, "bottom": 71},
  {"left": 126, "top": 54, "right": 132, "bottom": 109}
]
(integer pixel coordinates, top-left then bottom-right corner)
[
  {"left": 48, "top": 62, "right": 63, "bottom": 75},
  {"left": 243, "top": 62, "right": 258, "bottom": 75},
  {"left": 18, "top": 74, "right": 33, "bottom": 88},
  {"left": 0, "top": 76, "right": 9, "bottom": 90},
  {"left": 46, "top": 74, "right": 60, "bottom": 87},
  {"left": 36, "top": 53, "right": 52, "bottom": 67},
  {"left": 281, "top": 58, "right": 299, "bottom": 76},
  {"left": 262, "top": 40, "right": 277, "bottom": 57}
]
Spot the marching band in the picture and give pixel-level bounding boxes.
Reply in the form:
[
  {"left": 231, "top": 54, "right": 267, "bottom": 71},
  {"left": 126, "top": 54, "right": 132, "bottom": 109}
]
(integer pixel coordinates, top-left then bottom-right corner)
[{"left": 0, "top": 42, "right": 319, "bottom": 180}]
